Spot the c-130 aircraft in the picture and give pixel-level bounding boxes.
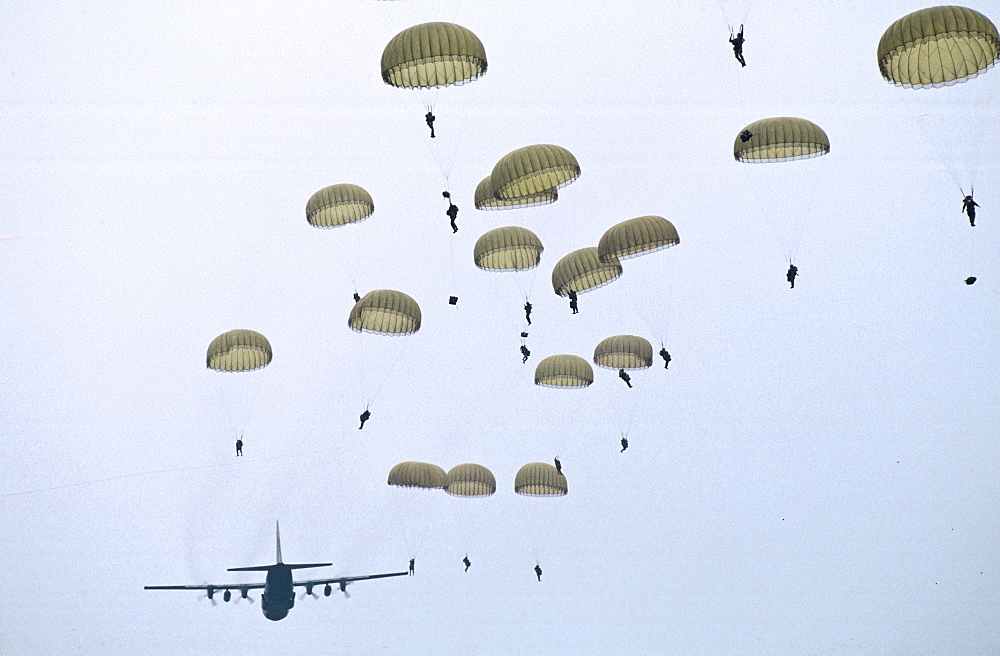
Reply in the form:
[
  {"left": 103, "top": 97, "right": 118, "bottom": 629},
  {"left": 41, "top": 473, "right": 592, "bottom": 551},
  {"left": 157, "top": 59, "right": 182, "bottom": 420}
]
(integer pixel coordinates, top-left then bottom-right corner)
[{"left": 145, "top": 522, "right": 407, "bottom": 621}]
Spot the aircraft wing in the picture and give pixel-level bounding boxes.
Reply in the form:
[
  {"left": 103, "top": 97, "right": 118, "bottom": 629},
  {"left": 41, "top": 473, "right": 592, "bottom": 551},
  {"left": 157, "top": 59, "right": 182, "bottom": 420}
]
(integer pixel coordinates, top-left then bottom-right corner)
[
  {"left": 294, "top": 571, "right": 408, "bottom": 589},
  {"left": 144, "top": 583, "right": 265, "bottom": 592}
]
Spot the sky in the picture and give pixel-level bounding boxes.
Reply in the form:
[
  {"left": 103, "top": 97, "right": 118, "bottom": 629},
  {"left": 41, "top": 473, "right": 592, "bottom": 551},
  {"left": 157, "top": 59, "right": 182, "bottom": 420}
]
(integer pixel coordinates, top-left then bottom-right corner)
[{"left": 1, "top": 1, "right": 998, "bottom": 654}]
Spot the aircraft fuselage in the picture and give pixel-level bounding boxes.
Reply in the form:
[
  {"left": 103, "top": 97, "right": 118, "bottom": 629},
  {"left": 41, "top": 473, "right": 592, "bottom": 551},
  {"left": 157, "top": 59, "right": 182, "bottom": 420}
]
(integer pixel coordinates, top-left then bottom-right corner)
[{"left": 261, "top": 565, "right": 294, "bottom": 621}]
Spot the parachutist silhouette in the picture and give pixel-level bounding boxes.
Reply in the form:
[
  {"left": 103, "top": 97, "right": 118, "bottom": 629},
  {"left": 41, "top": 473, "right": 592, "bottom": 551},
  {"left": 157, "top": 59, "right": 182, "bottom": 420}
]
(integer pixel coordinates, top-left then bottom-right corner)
[
  {"left": 962, "top": 195, "right": 979, "bottom": 226},
  {"left": 425, "top": 111, "right": 435, "bottom": 138},
  {"left": 521, "top": 344, "right": 531, "bottom": 363},
  {"left": 524, "top": 300, "right": 532, "bottom": 325},
  {"left": 463, "top": 555, "right": 471, "bottom": 572},
  {"left": 618, "top": 369, "right": 632, "bottom": 388},
  {"left": 659, "top": 348, "right": 671, "bottom": 369},
  {"left": 786, "top": 263, "right": 798, "bottom": 288},
  {"left": 739, "top": 129, "right": 753, "bottom": 142},
  {"left": 359, "top": 409, "right": 371, "bottom": 429},
  {"left": 568, "top": 290, "right": 579, "bottom": 314},
  {"left": 446, "top": 202, "right": 459, "bottom": 233},
  {"left": 353, "top": 292, "right": 361, "bottom": 303},
  {"left": 520, "top": 331, "right": 529, "bottom": 338},
  {"left": 236, "top": 437, "right": 243, "bottom": 456},
  {"left": 554, "top": 457, "right": 562, "bottom": 475},
  {"left": 965, "top": 276, "right": 977, "bottom": 285},
  {"left": 730, "top": 25, "right": 746, "bottom": 67},
  {"left": 534, "top": 564, "right": 543, "bottom": 581},
  {"left": 409, "top": 559, "right": 415, "bottom": 575},
  {"left": 620, "top": 437, "right": 629, "bottom": 452}
]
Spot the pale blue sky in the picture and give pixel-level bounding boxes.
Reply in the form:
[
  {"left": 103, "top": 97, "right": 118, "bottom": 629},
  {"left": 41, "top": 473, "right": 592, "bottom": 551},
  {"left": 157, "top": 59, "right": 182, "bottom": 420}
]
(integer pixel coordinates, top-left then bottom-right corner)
[{"left": 1, "top": 1, "right": 998, "bottom": 653}]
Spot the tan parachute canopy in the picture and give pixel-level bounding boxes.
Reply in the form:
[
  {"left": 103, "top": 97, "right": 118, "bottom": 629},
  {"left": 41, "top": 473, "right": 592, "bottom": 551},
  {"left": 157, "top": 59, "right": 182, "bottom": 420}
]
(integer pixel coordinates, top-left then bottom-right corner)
[
  {"left": 348, "top": 290, "right": 421, "bottom": 336},
  {"left": 734, "top": 117, "right": 830, "bottom": 163},
  {"left": 306, "top": 184, "right": 374, "bottom": 228},
  {"left": 381, "top": 22, "right": 487, "bottom": 89},
  {"left": 474, "top": 176, "right": 558, "bottom": 210},
  {"left": 474, "top": 226, "right": 544, "bottom": 271},
  {"left": 207, "top": 329, "right": 272, "bottom": 372},
  {"left": 387, "top": 461, "right": 448, "bottom": 489},
  {"left": 445, "top": 463, "right": 496, "bottom": 497},
  {"left": 597, "top": 216, "right": 680, "bottom": 262},
  {"left": 878, "top": 6, "right": 1000, "bottom": 88},
  {"left": 514, "top": 462, "right": 568, "bottom": 496},
  {"left": 593, "top": 335, "right": 653, "bottom": 370},
  {"left": 551, "top": 247, "right": 623, "bottom": 296},
  {"left": 490, "top": 145, "right": 581, "bottom": 200},
  {"left": 534, "top": 354, "right": 594, "bottom": 388}
]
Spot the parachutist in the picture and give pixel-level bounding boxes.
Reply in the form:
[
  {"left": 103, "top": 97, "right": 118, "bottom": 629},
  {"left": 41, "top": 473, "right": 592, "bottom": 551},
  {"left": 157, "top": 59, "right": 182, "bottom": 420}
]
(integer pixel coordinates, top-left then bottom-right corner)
[
  {"left": 962, "top": 195, "right": 979, "bottom": 226},
  {"left": 359, "top": 409, "right": 371, "bottom": 429},
  {"left": 739, "top": 129, "right": 753, "bottom": 142},
  {"left": 524, "top": 300, "right": 532, "bottom": 325},
  {"left": 425, "top": 111, "right": 435, "bottom": 138},
  {"left": 521, "top": 344, "right": 531, "bottom": 363},
  {"left": 729, "top": 24, "right": 746, "bottom": 67},
  {"left": 618, "top": 369, "right": 632, "bottom": 388},
  {"left": 446, "top": 201, "right": 459, "bottom": 233},
  {"left": 236, "top": 437, "right": 243, "bottom": 456},
  {"left": 659, "top": 348, "right": 671, "bottom": 369},
  {"left": 353, "top": 292, "right": 361, "bottom": 303},
  {"left": 965, "top": 276, "right": 977, "bottom": 285},
  {"left": 534, "top": 564, "right": 543, "bottom": 581},
  {"left": 786, "top": 263, "right": 798, "bottom": 289},
  {"left": 463, "top": 555, "right": 471, "bottom": 572},
  {"left": 620, "top": 437, "right": 629, "bottom": 452},
  {"left": 554, "top": 457, "right": 562, "bottom": 475},
  {"left": 409, "top": 558, "right": 415, "bottom": 575},
  {"left": 520, "top": 331, "right": 529, "bottom": 338},
  {"left": 568, "top": 290, "right": 579, "bottom": 314}
]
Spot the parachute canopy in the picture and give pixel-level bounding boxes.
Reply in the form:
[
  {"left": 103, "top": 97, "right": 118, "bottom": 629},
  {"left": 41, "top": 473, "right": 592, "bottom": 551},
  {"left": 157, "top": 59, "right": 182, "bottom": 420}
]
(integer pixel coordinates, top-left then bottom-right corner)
[
  {"left": 349, "top": 290, "right": 421, "bottom": 336},
  {"left": 597, "top": 215, "right": 679, "bottom": 262},
  {"left": 474, "top": 176, "right": 558, "bottom": 210},
  {"left": 551, "top": 247, "right": 623, "bottom": 296},
  {"left": 474, "top": 226, "right": 544, "bottom": 271},
  {"left": 534, "top": 354, "right": 594, "bottom": 388},
  {"left": 306, "top": 184, "right": 374, "bottom": 228},
  {"left": 878, "top": 6, "right": 1000, "bottom": 88},
  {"left": 514, "top": 462, "right": 568, "bottom": 497},
  {"left": 734, "top": 117, "right": 830, "bottom": 163},
  {"left": 207, "top": 329, "right": 272, "bottom": 372},
  {"left": 381, "top": 22, "right": 487, "bottom": 89},
  {"left": 445, "top": 463, "right": 496, "bottom": 497},
  {"left": 490, "top": 145, "right": 581, "bottom": 200},
  {"left": 387, "top": 461, "right": 447, "bottom": 489},
  {"left": 593, "top": 335, "right": 653, "bottom": 370}
]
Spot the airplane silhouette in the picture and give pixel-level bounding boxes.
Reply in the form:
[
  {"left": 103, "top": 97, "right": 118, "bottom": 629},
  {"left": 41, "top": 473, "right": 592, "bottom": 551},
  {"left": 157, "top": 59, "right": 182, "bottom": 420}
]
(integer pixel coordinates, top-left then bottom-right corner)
[{"left": 145, "top": 521, "right": 407, "bottom": 621}]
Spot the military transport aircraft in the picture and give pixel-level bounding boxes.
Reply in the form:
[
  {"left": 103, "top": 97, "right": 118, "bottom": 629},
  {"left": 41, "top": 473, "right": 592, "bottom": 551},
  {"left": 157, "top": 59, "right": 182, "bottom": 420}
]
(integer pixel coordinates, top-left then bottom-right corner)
[{"left": 145, "top": 522, "right": 407, "bottom": 621}]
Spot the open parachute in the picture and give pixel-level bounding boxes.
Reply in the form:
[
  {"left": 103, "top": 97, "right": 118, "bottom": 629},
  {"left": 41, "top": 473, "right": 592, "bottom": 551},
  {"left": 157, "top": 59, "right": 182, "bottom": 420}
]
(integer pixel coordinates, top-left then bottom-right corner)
[
  {"left": 387, "top": 461, "right": 447, "bottom": 489},
  {"left": 514, "top": 462, "right": 567, "bottom": 496},
  {"left": 734, "top": 117, "right": 830, "bottom": 162},
  {"left": 878, "top": 6, "right": 1000, "bottom": 88},
  {"left": 207, "top": 329, "right": 272, "bottom": 371},
  {"left": 551, "top": 247, "right": 623, "bottom": 297},
  {"left": 534, "top": 354, "right": 594, "bottom": 388},
  {"left": 474, "top": 176, "right": 557, "bottom": 210},
  {"left": 348, "top": 290, "right": 421, "bottom": 336},
  {"left": 489, "top": 145, "right": 581, "bottom": 201},
  {"left": 306, "top": 184, "right": 374, "bottom": 228},
  {"left": 381, "top": 22, "right": 487, "bottom": 89},
  {"left": 445, "top": 463, "right": 496, "bottom": 497},
  {"left": 593, "top": 335, "right": 653, "bottom": 370}
]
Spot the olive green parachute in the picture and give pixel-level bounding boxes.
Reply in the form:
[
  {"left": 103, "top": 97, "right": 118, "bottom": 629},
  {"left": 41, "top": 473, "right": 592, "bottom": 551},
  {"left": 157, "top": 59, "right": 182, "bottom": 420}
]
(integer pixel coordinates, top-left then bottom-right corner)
[
  {"left": 306, "top": 184, "right": 374, "bottom": 228},
  {"left": 551, "top": 247, "right": 623, "bottom": 296},
  {"left": 514, "top": 462, "right": 568, "bottom": 496},
  {"left": 381, "top": 22, "right": 487, "bottom": 89},
  {"left": 474, "top": 226, "right": 544, "bottom": 271},
  {"left": 490, "top": 145, "right": 581, "bottom": 200},
  {"left": 734, "top": 117, "right": 830, "bottom": 163},
  {"left": 207, "top": 329, "right": 272, "bottom": 372},
  {"left": 445, "top": 463, "right": 496, "bottom": 497},
  {"left": 474, "top": 176, "right": 558, "bottom": 210},
  {"left": 387, "top": 461, "right": 447, "bottom": 489},
  {"left": 534, "top": 354, "right": 594, "bottom": 388},
  {"left": 593, "top": 335, "right": 653, "bottom": 370},
  {"left": 348, "top": 290, "right": 421, "bottom": 336},
  {"left": 878, "top": 6, "right": 1000, "bottom": 88},
  {"left": 597, "top": 216, "right": 679, "bottom": 262}
]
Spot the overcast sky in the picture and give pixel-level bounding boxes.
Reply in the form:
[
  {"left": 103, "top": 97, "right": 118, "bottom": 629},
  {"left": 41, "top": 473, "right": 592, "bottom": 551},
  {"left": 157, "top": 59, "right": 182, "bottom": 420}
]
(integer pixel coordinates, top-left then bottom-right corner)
[{"left": 1, "top": 1, "right": 998, "bottom": 654}]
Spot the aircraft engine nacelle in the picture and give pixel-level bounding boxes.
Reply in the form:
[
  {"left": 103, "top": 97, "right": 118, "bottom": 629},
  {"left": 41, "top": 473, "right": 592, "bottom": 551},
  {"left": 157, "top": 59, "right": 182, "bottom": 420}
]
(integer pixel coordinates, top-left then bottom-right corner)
[
  {"left": 324, "top": 584, "right": 332, "bottom": 597},
  {"left": 223, "top": 590, "right": 232, "bottom": 603},
  {"left": 206, "top": 587, "right": 215, "bottom": 600},
  {"left": 240, "top": 588, "right": 249, "bottom": 599}
]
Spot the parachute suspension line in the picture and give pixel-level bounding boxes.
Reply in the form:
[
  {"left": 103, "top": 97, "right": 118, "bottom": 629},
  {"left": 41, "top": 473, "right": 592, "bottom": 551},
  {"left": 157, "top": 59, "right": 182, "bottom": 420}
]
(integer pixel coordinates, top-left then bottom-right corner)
[{"left": 365, "top": 337, "right": 415, "bottom": 407}]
